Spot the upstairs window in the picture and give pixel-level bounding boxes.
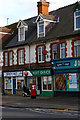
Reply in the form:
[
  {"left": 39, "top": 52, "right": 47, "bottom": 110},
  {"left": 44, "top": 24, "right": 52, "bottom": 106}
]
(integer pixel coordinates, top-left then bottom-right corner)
[
  {"left": 74, "top": 40, "right": 80, "bottom": 57},
  {"left": 18, "top": 49, "right": 25, "bottom": 65},
  {"left": 52, "top": 44, "right": 57, "bottom": 59},
  {"left": 74, "top": 11, "right": 80, "bottom": 30},
  {"left": 60, "top": 43, "right": 65, "bottom": 58},
  {"left": 38, "top": 46, "right": 44, "bottom": 63},
  {"left": 4, "top": 52, "right": 8, "bottom": 66},
  {"left": 38, "top": 21, "right": 45, "bottom": 38},
  {"left": 18, "top": 26, "right": 25, "bottom": 41},
  {"left": 9, "top": 51, "right": 13, "bottom": 66}
]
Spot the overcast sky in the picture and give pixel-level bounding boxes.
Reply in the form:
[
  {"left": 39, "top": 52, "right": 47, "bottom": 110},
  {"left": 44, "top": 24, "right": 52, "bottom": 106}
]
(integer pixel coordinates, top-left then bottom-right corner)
[{"left": 0, "top": 0, "right": 78, "bottom": 27}]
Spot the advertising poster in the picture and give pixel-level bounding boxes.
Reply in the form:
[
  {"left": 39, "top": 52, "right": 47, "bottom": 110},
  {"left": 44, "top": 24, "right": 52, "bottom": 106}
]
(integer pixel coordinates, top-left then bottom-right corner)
[{"left": 69, "top": 73, "right": 77, "bottom": 91}]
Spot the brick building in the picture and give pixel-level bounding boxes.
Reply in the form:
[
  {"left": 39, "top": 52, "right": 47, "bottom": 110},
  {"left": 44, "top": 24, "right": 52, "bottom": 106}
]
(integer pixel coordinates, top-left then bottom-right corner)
[{"left": 2, "top": 0, "right": 80, "bottom": 96}]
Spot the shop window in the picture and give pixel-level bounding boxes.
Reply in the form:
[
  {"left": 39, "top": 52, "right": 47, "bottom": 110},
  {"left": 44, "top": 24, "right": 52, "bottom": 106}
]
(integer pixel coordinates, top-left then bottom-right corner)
[
  {"left": 67, "top": 73, "right": 79, "bottom": 91},
  {"left": 4, "top": 52, "right": 8, "bottom": 66},
  {"left": 5, "top": 78, "right": 12, "bottom": 89},
  {"left": 17, "top": 80, "right": 24, "bottom": 90},
  {"left": 52, "top": 44, "right": 57, "bottom": 59},
  {"left": 42, "top": 76, "right": 52, "bottom": 90},
  {"left": 56, "top": 73, "right": 66, "bottom": 90},
  {"left": 74, "top": 40, "right": 80, "bottom": 57},
  {"left": 60, "top": 43, "right": 65, "bottom": 58},
  {"left": 27, "top": 77, "right": 36, "bottom": 87},
  {"left": 18, "top": 49, "right": 24, "bottom": 65},
  {"left": 9, "top": 51, "right": 13, "bottom": 66},
  {"left": 38, "top": 46, "right": 44, "bottom": 63},
  {"left": 74, "top": 11, "right": 80, "bottom": 30}
]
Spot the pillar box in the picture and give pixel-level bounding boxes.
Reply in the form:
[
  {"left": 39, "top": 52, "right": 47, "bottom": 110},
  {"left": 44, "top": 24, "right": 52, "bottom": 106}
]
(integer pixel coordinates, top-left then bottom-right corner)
[{"left": 30, "top": 83, "right": 36, "bottom": 99}]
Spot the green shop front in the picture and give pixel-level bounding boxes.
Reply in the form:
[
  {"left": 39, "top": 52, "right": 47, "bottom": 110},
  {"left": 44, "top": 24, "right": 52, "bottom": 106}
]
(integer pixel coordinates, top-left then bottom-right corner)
[
  {"left": 51, "top": 57, "right": 80, "bottom": 96},
  {"left": 24, "top": 69, "right": 53, "bottom": 97}
]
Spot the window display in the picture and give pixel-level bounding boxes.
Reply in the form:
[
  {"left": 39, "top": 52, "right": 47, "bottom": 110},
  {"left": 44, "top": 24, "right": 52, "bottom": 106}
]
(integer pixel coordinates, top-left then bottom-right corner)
[
  {"left": 17, "top": 80, "right": 24, "bottom": 89},
  {"left": 55, "top": 73, "right": 79, "bottom": 91},
  {"left": 5, "top": 78, "right": 12, "bottom": 89},
  {"left": 67, "top": 73, "right": 79, "bottom": 91},
  {"left": 56, "top": 73, "right": 66, "bottom": 90},
  {"left": 42, "top": 76, "right": 52, "bottom": 90}
]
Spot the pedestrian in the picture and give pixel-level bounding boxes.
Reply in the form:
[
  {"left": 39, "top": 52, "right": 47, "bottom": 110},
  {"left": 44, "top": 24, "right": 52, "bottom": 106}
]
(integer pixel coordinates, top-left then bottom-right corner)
[{"left": 23, "top": 84, "right": 27, "bottom": 93}]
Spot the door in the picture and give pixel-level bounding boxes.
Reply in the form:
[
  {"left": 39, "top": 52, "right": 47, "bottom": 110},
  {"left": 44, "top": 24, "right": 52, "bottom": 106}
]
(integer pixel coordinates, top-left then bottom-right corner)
[
  {"left": 37, "top": 77, "right": 42, "bottom": 94},
  {"left": 13, "top": 79, "right": 16, "bottom": 94}
]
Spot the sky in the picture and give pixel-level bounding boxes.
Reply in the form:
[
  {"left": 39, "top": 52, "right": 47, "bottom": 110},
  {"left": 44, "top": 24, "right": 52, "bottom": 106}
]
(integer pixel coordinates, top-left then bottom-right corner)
[{"left": 0, "top": 0, "right": 78, "bottom": 27}]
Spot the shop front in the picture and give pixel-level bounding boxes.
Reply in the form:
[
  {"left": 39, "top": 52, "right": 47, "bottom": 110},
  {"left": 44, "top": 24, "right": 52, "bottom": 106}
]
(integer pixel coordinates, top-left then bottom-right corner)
[
  {"left": 3, "top": 71, "right": 24, "bottom": 95},
  {"left": 23, "top": 69, "right": 53, "bottom": 97},
  {"left": 51, "top": 57, "right": 80, "bottom": 96},
  {"left": 3, "top": 69, "right": 53, "bottom": 96}
]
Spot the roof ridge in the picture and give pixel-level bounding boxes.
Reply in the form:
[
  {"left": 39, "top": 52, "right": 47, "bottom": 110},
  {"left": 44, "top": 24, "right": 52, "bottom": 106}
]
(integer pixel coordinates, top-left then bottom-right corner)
[{"left": 49, "top": 1, "right": 77, "bottom": 14}]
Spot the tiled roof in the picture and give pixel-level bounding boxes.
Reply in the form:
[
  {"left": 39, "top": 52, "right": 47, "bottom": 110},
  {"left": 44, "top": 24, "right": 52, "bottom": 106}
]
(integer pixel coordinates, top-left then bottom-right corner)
[{"left": 4, "top": 1, "right": 80, "bottom": 49}]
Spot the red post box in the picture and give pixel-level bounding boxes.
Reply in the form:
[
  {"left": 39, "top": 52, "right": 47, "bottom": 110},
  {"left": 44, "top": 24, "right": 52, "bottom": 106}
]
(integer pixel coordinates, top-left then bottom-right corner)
[{"left": 30, "top": 83, "right": 36, "bottom": 99}]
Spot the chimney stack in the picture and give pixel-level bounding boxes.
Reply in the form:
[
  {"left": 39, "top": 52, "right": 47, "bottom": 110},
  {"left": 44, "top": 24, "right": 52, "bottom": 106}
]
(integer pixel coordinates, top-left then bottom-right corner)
[{"left": 37, "top": 0, "right": 49, "bottom": 15}]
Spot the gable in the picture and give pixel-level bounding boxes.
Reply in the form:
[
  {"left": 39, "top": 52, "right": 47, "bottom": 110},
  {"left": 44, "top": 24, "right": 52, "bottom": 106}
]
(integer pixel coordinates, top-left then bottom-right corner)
[{"left": 72, "top": 2, "right": 80, "bottom": 12}]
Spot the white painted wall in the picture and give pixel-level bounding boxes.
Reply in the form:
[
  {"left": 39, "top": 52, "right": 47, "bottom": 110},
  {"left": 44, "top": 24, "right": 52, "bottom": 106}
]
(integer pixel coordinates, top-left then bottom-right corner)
[
  {"left": 2, "top": 38, "right": 74, "bottom": 66},
  {"left": 66, "top": 40, "right": 72, "bottom": 57}
]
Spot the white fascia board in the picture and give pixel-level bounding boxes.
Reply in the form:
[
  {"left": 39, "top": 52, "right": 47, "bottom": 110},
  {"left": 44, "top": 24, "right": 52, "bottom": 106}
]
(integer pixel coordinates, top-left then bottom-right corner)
[
  {"left": 35, "top": 14, "right": 44, "bottom": 23},
  {"left": 44, "top": 19, "right": 57, "bottom": 23},
  {"left": 17, "top": 20, "right": 26, "bottom": 28}
]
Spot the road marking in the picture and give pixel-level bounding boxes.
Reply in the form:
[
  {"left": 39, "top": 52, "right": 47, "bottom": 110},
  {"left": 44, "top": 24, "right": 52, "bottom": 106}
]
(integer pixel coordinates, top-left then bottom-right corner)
[{"left": 35, "top": 108, "right": 80, "bottom": 113}]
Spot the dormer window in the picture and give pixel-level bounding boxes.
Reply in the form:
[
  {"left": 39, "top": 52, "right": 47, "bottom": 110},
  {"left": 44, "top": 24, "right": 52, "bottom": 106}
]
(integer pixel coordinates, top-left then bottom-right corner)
[
  {"left": 18, "top": 26, "right": 25, "bottom": 41},
  {"left": 38, "top": 21, "right": 45, "bottom": 38},
  {"left": 17, "top": 20, "right": 28, "bottom": 42},
  {"left": 74, "top": 11, "right": 80, "bottom": 30}
]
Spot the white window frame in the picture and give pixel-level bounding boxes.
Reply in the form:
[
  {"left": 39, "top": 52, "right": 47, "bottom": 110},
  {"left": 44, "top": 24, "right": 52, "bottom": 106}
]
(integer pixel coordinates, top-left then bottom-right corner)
[
  {"left": 5, "top": 52, "right": 8, "bottom": 66},
  {"left": 18, "top": 49, "right": 24, "bottom": 65},
  {"left": 74, "top": 40, "right": 80, "bottom": 57},
  {"left": 37, "top": 21, "right": 45, "bottom": 38},
  {"left": 60, "top": 43, "right": 65, "bottom": 58},
  {"left": 42, "top": 76, "right": 52, "bottom": 91},
  {"left": 5, "top": 77, "right": 12, "bottom": 90},
  {"left": 52, "top": 44, "right": 57, "bottom": 59},
  {"left": 9, "top": 51, "right": 13, "bottom": 66},
  {"left": 38, "top": 46, "right": 44, "bottom": 63},
  {"left": 74, "top": 10, "right": 80, "bottom": 31},
  {"left": 18, "top": 26, "right": 25, "bottom": 41}
]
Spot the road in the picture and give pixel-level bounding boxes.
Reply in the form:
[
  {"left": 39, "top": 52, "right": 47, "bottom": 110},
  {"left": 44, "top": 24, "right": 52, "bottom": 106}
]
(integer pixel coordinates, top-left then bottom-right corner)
[{"left": 1, "top": 106, "right": 80, "bottom": 119}]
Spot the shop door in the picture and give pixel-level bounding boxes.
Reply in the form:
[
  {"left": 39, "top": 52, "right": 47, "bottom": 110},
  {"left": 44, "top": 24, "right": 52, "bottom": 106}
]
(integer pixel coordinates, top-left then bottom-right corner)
[
  {"left": 38, "top": 77, "right": 42, "bottom": 94},
  {"left": 13, "top": 79, "right": 16, "bottom": 94}
]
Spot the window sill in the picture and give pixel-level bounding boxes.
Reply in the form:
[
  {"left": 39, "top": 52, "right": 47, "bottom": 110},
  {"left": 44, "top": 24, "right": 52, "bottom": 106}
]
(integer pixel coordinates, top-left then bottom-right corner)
[{"left": 42, "top": 90, "right": 52, "bottom": 91}]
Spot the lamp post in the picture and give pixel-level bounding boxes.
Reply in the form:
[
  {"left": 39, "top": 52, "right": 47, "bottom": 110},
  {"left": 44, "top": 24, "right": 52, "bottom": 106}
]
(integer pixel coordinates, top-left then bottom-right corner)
[{"left": 24, "top": 71, "right": 28, "bottom": 86}]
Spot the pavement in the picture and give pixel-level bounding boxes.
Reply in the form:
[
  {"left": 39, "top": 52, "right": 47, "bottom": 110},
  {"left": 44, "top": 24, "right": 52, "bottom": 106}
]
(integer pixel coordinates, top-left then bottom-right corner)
[{"left": 1, "top": 95, "right": 80, "bottom": 112}]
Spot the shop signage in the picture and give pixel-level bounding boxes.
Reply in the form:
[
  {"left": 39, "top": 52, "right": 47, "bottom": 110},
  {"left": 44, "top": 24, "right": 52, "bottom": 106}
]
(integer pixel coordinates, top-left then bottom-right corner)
[
  {"left": 31, "top": 69, "right": 51, "bottom": 76},
  {"left": 4, "top": 71, "right": 23, "bottom": 77},
  {"left": 52, "top": 58, "right": 80, "bottom": 70},
  {"left": 56, "top": 62, "right": 70, "bottom": 67}
]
